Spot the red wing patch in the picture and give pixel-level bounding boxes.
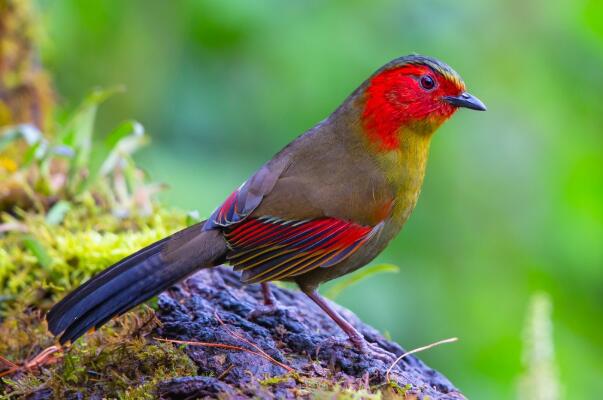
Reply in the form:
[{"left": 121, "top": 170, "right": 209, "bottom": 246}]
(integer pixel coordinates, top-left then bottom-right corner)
[
  {"left": 209, "top": 190, "right": 240, "bottom": 226},
  {"left": 224, "top": 217, "right": 381, "bottom": 283}
]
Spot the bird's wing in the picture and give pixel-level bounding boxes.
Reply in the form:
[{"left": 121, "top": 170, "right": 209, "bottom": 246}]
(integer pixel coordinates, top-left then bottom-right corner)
[
  {"left": 203, "top": 156, "right": 291, "bottom": 229},
  {"left": 204, "top": 130, "right": 392, "bottom": 283},
  {"left": 225, "top": 216, "right": 383, "bottom": 283}
]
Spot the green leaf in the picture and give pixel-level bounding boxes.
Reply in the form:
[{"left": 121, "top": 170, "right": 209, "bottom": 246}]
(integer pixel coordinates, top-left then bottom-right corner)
[
  {"left": 45, "top": 200, "right": 72, "bottom": 225},
  {"left": 105, "top": 119, "right": 144, "bottom": 149},
  {"left": 57, "top": 86, "right": 125, "bottom": 193},
  {"left": 21, "top": 141, "right": 43, "bottom": 166},
  {"left": 73, "top": 120, "right": 147, "bottom": 197},
  {"left": 22, "top": 236, "right": 53, "bottom": 269},
  {"left": 323, "top": 263, "right": 400, "bottom": 300},
  {"left": 98, "top": 120, "right": 147, "bottom": 177}
]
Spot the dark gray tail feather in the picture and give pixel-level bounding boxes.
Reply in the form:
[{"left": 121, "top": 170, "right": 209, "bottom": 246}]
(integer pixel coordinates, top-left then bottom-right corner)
[{"left": 46, "top": 222, "right": 227, "bottom": 344}]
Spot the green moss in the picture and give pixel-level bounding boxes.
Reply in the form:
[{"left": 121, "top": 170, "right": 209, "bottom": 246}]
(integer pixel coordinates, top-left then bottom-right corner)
[
  {"left": 282, "top": 375, "right": 410, "bottom": 400},
  {"left": 387, "top": 381, "right": 413, "bottom": 395},
  {"left": 49, "top": 338, "right": 197, "bottom": 398},
  {"left": 0, "top": 300, "right": 196, "bottom": 398},
  {"left": 310, "top": 386, "right": 383, "bottom": 400},
  {"left": 259, "top": 373, "right": 298, "bottom": 386},
  {"left": 0, "top": 74, "right": 204, "bottom": 397},
  {"left": 0, "top": 204, "right": 185, "bottom": 312},
  {"left": 0, "top": 203, "right": 195, "bottom": 398}
]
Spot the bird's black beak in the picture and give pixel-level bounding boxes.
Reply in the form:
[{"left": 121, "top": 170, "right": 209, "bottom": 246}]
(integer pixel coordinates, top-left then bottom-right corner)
[{"left": 443, "top": 92, "right": 487, "bottom": 111}]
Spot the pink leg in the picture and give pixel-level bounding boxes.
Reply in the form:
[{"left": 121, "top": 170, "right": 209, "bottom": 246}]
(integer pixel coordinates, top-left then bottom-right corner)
[
  {"left": 261, "top": 282, "right": 276, "bottom": 307},
  {"left": 248, "top": 283, "right": 280, "bottom": 319},
  {"left": 304, "top": 289, "right": 366, "bottom": 350}
]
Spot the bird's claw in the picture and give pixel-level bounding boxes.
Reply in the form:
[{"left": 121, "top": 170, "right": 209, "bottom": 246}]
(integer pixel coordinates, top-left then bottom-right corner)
[
  {"left": 349, "top": 335, "right": 396, "bottom": 362},
  {"left": 362, "top": 341, "right": 397, "bottom": 363},
  {"left": 316, "top": 335, "right": 396, "bottom": 363}
]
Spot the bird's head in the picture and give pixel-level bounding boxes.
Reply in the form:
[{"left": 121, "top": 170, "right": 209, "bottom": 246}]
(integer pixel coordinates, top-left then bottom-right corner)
[{"left": 360, "top": 55, "right": 486, "bottom": 151}]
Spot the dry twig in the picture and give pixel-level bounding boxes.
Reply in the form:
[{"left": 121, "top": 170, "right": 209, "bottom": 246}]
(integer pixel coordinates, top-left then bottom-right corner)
[
  {"left": 154, "top": 310, "right": 294, "bottom": 372},
  {"left": 0, "top": 346, "right": 62, "bottom": 378},
  {"left": 213, "top": 310, "right": 286, "bottom": 366},
  {"left": 385, "top": 337, "right": 458, "bottom": 384}
]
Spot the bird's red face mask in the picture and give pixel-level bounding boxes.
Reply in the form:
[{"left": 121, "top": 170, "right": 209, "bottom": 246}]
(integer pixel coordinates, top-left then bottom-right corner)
[{"left": 362, "top": 63, "right": 485, "bottom": 151}]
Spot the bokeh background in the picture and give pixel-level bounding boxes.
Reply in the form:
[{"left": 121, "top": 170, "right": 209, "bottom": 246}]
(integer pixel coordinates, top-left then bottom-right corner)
[{"left": 34, "top": 0, "right": 602, "bottom": 398}]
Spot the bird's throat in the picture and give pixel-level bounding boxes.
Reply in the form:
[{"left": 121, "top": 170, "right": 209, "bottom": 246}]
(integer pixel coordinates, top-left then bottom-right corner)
[
  {"left": 378, "top": 128, "right": 433, "bottom": 223},
  {"left": 360, "top": 66, "right": 451, "bottom": 152}
]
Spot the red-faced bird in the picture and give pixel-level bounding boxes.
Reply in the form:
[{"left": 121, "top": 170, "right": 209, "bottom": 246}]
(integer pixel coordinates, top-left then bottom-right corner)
[{"left": 47, "top": 55, "right": 486, "bottom": 350}]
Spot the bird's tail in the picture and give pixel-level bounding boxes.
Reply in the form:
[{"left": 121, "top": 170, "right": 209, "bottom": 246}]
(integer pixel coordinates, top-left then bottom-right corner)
[{"left": 46, "top": 222, "right": 227, "bottom": 344}]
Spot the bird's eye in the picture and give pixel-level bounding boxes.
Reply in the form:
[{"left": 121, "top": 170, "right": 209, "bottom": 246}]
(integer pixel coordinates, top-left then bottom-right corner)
[{"left": 419, "top": 75, "right": 436, "bottom": 91}]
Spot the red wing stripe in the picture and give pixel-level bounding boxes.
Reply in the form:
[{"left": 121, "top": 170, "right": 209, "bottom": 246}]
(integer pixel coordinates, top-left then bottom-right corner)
[
  {"left": 230, "top": 219, "right": 336, "bottom": 252},
  {"left": 226, "top": 218, "right": 263, "bottom": 242},
  {"left": 296, "top": 222, "right": 350, "bottom": 251},
  {"left": 238, "top": 220, "right": 321, "bottom": 248},
  {"left": 229, "top": 222, "right": 278, "bottom": 247},
  {"left": 275, "top": 219, "right": 338, "bottom": 244},
  {"left": 226, "top": 216, "right": 377, "bottom": 283},
  {"left": 244, "top": 220, "right": 345, "bottom": 260}
]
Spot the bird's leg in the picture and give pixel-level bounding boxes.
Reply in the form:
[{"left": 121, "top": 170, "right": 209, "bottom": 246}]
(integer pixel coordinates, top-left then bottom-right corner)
[
  {"left": 304, "top": 290, "right": 396, "bottom": 361},
  {"left": 304, "top": 289, "right": 366, "bottom": 350},
  {"left": 248, "top": 282, "right": 280, "bottom": 318},
  {"left": 261, "top": 282, "right": 276, "bottom": 307}
]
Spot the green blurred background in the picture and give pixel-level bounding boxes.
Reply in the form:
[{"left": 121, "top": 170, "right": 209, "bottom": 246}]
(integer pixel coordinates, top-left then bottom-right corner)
[{"left": 35, "top": 0, "right": 602, "bottom": 398}]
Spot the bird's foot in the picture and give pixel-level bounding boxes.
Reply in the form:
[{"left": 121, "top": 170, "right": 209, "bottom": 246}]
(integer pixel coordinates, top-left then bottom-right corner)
[
  {"left": 248, "top": 282, "right": 294, "bottom": 319},
  {"left": 351, "top": 335, "right": 396, "bottom": 362},
  {"left": 361, "top": 341, "right": 397, "bottom": 363},
  {"left": 316, "top": 335, "right": 396, "bottom": 363}
]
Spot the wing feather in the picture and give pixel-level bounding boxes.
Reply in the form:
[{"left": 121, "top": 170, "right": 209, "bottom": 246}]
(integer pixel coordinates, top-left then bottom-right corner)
[
  {"left": 225, "top": 216, "right": 379, "bottom": 283},
  {"left": 203, "top": 151, "right": 385, "bottom": 284}
]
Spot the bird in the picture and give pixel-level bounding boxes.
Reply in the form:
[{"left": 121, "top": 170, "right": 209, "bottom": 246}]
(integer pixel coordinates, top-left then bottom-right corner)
[{"left": 46, "top": 54, "right": 486, "bottom": 350}]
